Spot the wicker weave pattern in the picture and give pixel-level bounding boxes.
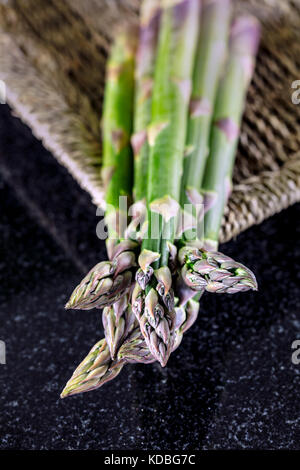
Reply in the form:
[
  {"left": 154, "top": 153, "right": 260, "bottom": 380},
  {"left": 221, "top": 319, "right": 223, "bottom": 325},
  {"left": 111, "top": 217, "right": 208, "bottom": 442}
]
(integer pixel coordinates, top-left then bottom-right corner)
[{"left": 0, "top": 0, "right": 299, "bottom": 242}]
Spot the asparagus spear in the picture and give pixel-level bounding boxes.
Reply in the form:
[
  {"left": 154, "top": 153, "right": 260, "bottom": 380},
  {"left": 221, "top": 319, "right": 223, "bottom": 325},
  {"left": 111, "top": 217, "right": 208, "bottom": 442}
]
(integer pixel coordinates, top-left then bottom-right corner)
[
  {"left": 96, "top": 1, "right": 161, "bottom": 357},
  {"left": 202, "top": 15, "right": 261, "bottom": 250},
  {"left": 101, "top": 27, "right": 136, "bottom": 243},
  {"left": 173, "top": 0, "right": 230, "bottom": 306},
  {"left": 179, "top": 245, "right": 257, "bottom": 293},
  {"left": 65, "top": 30, "right": 138, "bottom": 311},
  {"left": 125, "top": 0, "right": 161, "bottom": 244},
  {"left": 178, "top": 15, "right": 260, "bottom": 296},
  {"left": 62, "top": 9, "right": 261, "bottom": 397},
  {"left": 136, "top": 0, "right": 201, "bottom": 367},
  {"left": 61, "top": 300, "right": 198, "bottom": 398},
  {"left": 118, "top": 298, "right": 199, "bottom": 361},
  {"left": 65, "top": 240, "right": 137, "bottom": 310},
  {"left": 102, "top": 294, "right": 136, "bottom": 359},
  {"left": 60, "top": 327, "right": 153, "bottom": 399},
  {"left": 181, "top": 0, "right": 231, "bottom": 226},
  {"left": 131, "top": 0, "right": 161, "bottom": 206},
  {"left": 60, "top": 339, "right": 123, "bottom": 398},
  {"left": 171, "top": 298, "right": 200, "bottom": 351}
]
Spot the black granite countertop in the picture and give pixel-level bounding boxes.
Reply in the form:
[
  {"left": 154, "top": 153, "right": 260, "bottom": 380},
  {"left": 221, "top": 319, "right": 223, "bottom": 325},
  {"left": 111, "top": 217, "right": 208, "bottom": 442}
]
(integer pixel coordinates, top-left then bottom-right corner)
[{"left": 0, "top": 105, "right": 299, "bottom": 450}]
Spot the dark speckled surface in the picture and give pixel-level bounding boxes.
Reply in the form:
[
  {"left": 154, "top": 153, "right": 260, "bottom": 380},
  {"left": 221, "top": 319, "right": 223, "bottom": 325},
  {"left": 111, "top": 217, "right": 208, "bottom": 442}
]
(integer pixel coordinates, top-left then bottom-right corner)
[{"left": 0, "top": 105, "right": 299, "bottom": 450}]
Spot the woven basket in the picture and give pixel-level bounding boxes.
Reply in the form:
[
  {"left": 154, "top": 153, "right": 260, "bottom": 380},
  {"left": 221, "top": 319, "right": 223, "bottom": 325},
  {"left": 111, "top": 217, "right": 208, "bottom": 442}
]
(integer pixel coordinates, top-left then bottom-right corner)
[{"left": 0, "top": 0, "right": 299, "bottom": 243}]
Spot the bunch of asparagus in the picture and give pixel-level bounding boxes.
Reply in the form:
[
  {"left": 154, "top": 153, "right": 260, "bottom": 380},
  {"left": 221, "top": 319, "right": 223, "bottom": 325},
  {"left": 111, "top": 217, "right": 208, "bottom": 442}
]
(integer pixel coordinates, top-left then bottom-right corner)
[{"left": 61, "top": 0, "right": 260, "bottom": 398}]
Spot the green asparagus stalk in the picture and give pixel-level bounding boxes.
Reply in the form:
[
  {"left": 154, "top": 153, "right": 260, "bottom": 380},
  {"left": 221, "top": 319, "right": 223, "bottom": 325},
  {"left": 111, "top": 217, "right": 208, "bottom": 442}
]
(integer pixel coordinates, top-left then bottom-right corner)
[
  {"left": 136, "top": 0, "right": 200, "bottom": 367},
  {"left": 126, "top": 0, "right": 161, "bottom": 243},
  {"left": 63, "top": 8, "right": 261, "bottom": 398},
  {"left": 145, "top": 0, "right": 200, "bottom": 260},
  {"left": 202, "top": 15, "right": 261, "bottom": 250},
  {"left": 101, "top": 27, "right": 136, "bottom": 244},
  {"left": 174, "top": 0, "right": 231, "bottom": 306},
  {"left": 65, "top": 31, "right": 138, "bottom": 311},
  {"left": 131, "top": 0, "right": 161, "bottom": 206},
  {"left": 61, "top": 298, "right": 199, "bottom": 398},
  {"left": 180, "top": 0, "right": 231, "bottom": 227},
  {"left": 178, "top": 15, "right": 259, "bottom": 298},
  {"left": 96, "top": 1, "right": 161, "bottom": 355}
]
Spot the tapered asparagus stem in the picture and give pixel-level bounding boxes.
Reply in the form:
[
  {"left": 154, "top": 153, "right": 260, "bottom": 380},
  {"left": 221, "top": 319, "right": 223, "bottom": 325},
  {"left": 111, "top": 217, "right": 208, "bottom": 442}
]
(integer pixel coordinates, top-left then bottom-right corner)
[
  {"left": 202, "top": 15, "right": 260, "bottom": 250},
  {"left": 181, "top": 0, "right": 231, "bottom": 227},
  {"left": 136, "top": 0, "right": 200, "bottom": 366}
]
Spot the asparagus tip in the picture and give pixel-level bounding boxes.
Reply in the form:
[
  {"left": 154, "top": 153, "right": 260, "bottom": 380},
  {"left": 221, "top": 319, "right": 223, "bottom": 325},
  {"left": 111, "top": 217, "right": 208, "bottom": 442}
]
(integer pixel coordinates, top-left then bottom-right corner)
[{"left": 60, "top": 389, "right": 68, "bottom": 399}]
